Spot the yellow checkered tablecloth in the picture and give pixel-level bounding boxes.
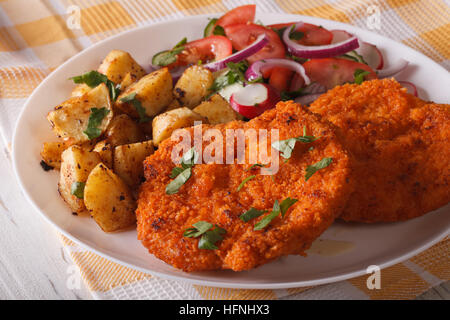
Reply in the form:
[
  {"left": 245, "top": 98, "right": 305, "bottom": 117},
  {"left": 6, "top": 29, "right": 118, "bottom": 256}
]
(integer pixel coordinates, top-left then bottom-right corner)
[{"left": 1, "top": 0, "right": 449, "bottom": 300}]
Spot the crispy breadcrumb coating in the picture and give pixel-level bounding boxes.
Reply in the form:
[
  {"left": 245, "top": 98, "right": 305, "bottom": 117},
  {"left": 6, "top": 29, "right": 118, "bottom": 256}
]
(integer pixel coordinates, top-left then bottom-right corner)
[
  {"left": 137, "top": 102, "right": 353, "bottom": 271},
  {"left": 310, "top": 79, "right": 450, "bottom": 222}
]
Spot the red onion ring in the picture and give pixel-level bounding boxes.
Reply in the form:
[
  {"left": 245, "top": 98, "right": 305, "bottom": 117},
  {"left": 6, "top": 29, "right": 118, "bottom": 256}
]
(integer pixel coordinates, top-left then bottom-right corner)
[
  {"left": 294, "top": 93, "right": 323, "bottom": 105},
  {"left": 245, "top": 58, "right": 311, "bottom": 85},
  {"left": 203, "top": 34, "right": 269, "bottom": 72},
  {"left": 399, "top": 81, "right": 418, "bottom": 97},
  {"left": 377, "top": 59, "right": 409, "bottom": 78},
  {"left": 283, "top": 23, "right": 359, "bottom": 59}
]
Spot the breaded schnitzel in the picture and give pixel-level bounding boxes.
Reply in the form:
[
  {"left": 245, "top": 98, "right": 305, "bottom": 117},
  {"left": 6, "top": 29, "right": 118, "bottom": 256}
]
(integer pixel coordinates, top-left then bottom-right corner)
[
  {"left": 310, "top": 79, "right": 450, "bottom": 222},
  {"left": 137, "top": 101, "right": 353, "bottom": 271}
]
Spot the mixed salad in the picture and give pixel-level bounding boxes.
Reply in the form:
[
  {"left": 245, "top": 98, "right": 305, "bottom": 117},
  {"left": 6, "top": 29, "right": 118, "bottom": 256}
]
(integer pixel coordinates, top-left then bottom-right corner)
[{"left": 151, "top": 4, "right": 414, "bottom": 119}]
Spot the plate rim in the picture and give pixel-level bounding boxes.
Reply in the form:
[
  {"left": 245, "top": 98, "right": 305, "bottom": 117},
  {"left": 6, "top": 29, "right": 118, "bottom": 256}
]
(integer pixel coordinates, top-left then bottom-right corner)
[{"left": 12, "top": 13, "right": 450, "bottom": 289}]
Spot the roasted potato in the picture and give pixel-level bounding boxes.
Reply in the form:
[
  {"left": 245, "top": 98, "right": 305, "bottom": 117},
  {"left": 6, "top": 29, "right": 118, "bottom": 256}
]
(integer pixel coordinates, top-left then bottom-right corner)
[
  {"left": 152, "top": 107, "right": 207, "bottom": 146},
  {"left": 193, "top": 94, "right": 243, "bottom": 124},
  {"left": 116, "top": 68, "right": 173, "bottom": 118},
  {"left": 105, "top": 114, "right": 143, "bottom": 147},
  {"left": 58, "top": 146, "right": 102, "bottom": 213},
  {"left": 165, "top": 98, "right": 181, "bottom": 111},
  {"left": 71, "top": 84, "right": 91, "bottom": 97},
  {"left": 174, "top": 66, "right": 213, "bottom": 108},
  {"left": 97, "top": 50, "right": 146, "bottom": 86},
  {"left": 93, "top": 140, "right": 113, "bottom": 168},
  {"left": 47, "top": 83, "right": 113, "bottom": 143},
  {"left": 84, "top": 163, "right": 136, "bottom": 232},
  {"left": 40, "top": 140, "right": 72, "bottom": 169},
  {"left": 113, "top": 140, "right": 154, "bottom": 188}
]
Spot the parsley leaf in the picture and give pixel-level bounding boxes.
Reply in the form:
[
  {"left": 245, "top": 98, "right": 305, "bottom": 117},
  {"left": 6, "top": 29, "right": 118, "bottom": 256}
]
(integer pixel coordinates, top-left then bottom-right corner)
[
  {"left": 246, "top": 163, "right": 266, "bottom": 171},
  {"left": 166, "top": 148, "right": 199, "bottom": 194},
  {"left": 183, "top": 221, "right": 213, "bottom": 238},
  {"left": 272, "top": 126, "right": 318, "bottom": 159},
  {"left": 120, "top": 92, "right": 151, "bottom": 123},
  {"left": 207, "top": 61, "right": 249, "bottom": 97},
  {"left": 183, "top": 222, "right": 226, "bottom": 250},
  {"left": 165, "top": 167, "right": 192, "bottom": 194},
  {"left": 305, "top": 157, "right": 333, "bottom": 181},
  {"left": 83, "top": 107, "right": 110, "bottom": 140},
  {"left": 353, "top": 69, "right": 371, "bottom": 85},
  {"left": 70, "top": 70, "right": 120, "bottom": 101},
  {"left": 253, "top": 198, "right": 298, "bottom": 230},
  {"left": 341, "top": 50, "right": 368, "bottom": 65},
  {"left": 152, "top": 37, "right": 187, "bottom": 67},
  {"left": 236, "top": 175, "right": 256, "bottom": 192},
  {"left": 289, "top": 25, "right": 304, "bottom": 40},
  {"left": 71, "top": 181, "right": 85, "bottom": 199},
  {"left": 239, "top": 208, "right": 268, "bottom": 222}
]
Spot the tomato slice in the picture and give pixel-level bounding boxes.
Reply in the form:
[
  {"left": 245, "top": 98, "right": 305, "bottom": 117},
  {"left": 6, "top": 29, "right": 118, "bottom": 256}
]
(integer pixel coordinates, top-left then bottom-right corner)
[
  {"left": 269, "top": 22, "right": 333, "bottom": 46},
  {"left": 174, "top": 35, "right": 233, "bottom": 67},
  {"left": 216, "top": 4, "right": 255, "bottom": 27},
  {"left": 268, "top": 67, "right": 293, "bottom": 93},
  {"left": 303, "top": 58, "right": 377, "bottom": 90},
  {"left": 224, "top": 24, "right": 286, "bottom": 64}
]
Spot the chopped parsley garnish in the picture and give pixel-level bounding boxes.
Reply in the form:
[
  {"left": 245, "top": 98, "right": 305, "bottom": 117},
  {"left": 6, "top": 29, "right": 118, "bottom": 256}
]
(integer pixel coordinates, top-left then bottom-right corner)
[
  {"left": 207, "top": 61, "right": 249, "bottom": 97},
  {"left": 353, "top": 69, "right": 371, "bottom": 85},
  {"left": 253, "top": 198, "right": 298, "bottom": 230},
  {"left": 246, "top": 163, "right": 266, "bottom": 171},
  {"left": 70, "top": 70, "right": 121, "bottom": 101},
  {"left": 271, "top": 126, "right": 318, "bottom": 159},
  {"left": 71, "top": 181, "right": 85, "bottom": 199},
  {"left": 152, "top": 37, "right": 187, "bottom": 67},
  {"left": 341, "top": 50, "right": 368, "bottom": 65},
  {"left": 83, "top": 107, "right": 110, "bottom": 140},
  {"left": 184, "top": 221, "right": 226, "bottom": 250},
  {"left": 119, "top": 92, "right": 151, "bottom": 123},
  {"left": 239, "top": 208, "right": 268, "bottom": 222},
  {"left": 166, "top": 147, "right": 198, "bottom": 194},
  {"left": 289, "top": 25, "right": 305, "bottom": 40},
  {"left": 305, "top": 157, "right": 333, "bottom": 181},
  {"left": 237, "top": 175, "right": 256, "bottom": 192}
]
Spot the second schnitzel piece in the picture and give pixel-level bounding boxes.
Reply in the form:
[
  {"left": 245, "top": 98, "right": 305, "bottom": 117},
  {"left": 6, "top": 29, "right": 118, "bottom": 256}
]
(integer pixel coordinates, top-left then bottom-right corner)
[
  {"left": 137, "top": 101, "right": 353, "bottom": 271},
  {"left": 310, "top": 79, "right": 450, "bottom": 222}
]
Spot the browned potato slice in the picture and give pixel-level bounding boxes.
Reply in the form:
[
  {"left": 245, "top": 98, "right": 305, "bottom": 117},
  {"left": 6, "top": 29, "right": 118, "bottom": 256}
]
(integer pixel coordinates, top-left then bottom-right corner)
[
  {"left": 193, "top": 94, "right": 243, "bottom": 124},
  {"left": 47, "top": 83, "right": 113, "bottom": 143},
  {"left": 152, "top": 107, "right": 207, "bottom": 146},
  {"left": 105, "top": 114, "right": 143, "bottom": 147},
  {"left": 165, "top": 98, "right": 181, "bottom": 111},
  {"left": 97, "top": 50, "right": 146, "bottom": 85},
  {"left": 58, "top": 146, "right": 102, "bottom": 214},
  {"left": 174, "top": 66, "right": 213, "bottom": 108},
  {"left": 84, "top": 163, "right": 136, "bottom": 232},
  {"left": 40, "top": 140, "right": 72, "bottom": 169},
  {"left": 93, "top": 140, "right": 113, "bottom": 168},
  {"left": 116, "top": 68, "right": 173, "bottom": 118},
  {"left": 71, "top": 84, "right": 91, "bottom": 97},
  {"left": 113, "top": 140, "right": 154, "bottom": 188}
]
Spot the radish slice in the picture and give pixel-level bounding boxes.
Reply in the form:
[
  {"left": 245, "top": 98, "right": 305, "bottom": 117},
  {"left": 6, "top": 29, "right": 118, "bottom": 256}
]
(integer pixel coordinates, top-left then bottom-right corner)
[
  {"left": 203, "top": 34, "right": 269, "bottom": 72},
  {"left": 377, "top": 59, "right": 409, "bottom": 78},
  {"left": 230, "top": 83, "right": 280, "bottom": 118},
  {"left": 331, "top": 30, "right": 353, "bottom": 44},
  {"left": 245, "top": 58, "right": 311, "bottom": 85},
  {"left": 295, "top": 93, "right": 323, "bottom": 105},
  {"left": 399, "top": 81, "right": 418, "bottom": 97},
  {"left": 357, "top": 42, "right": 384, "bottom": 70},
  {"left": 283, "top": 23, "right": 359, "bottom": 59}
]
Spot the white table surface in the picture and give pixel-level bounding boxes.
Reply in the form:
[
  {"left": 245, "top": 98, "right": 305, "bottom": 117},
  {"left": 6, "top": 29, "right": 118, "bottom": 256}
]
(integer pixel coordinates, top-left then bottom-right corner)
[{"left": 0, "top": 136, "right": 447, "bottom": 300}]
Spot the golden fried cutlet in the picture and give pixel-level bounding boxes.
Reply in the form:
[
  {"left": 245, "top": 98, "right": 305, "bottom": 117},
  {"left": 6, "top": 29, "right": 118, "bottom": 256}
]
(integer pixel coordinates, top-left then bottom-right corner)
[
  {"left": 137, "top": 101, "right": 353, "bottom": 271},
  {"left": 310, "top": 79, "right": 450, "bottom": 223}
]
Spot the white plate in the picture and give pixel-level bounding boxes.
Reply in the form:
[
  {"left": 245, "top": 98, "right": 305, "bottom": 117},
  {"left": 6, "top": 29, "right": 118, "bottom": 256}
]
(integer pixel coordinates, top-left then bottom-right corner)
[{"left": 12, "top": 13, "right": 450, "bottom": 289}]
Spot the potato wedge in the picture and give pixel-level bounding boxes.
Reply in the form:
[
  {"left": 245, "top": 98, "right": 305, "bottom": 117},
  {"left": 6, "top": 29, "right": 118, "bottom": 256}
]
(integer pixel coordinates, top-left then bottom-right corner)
[
  {"left": 165, "top": 98, "right": 181, "bottom": 111},
  {"left": 105, "top": 114, "right": 143, "bottom": 147},
  {"left": 193, "top": 94, "right": 243, "bottom": 124},
  {"left": 71, "top": 84, "right": 91, "bottom": 97},
  {"left": 93, "top": 140, "right": 113, "bottom": 168},
  {"left": 173, "top": 66, "right": 213, "bottom": 108},
  {"left": 58, "top": 146, "right": 102, "bottom": 213},
  {"left": 84, "top": 163, "right": 136, "bottom": 232},
  {"left": 116, "top": 68, "right": 173, "bottom": 118},
  {"left": 47, "top": 83, "right": 113, "bottom": 143},
  {"left": 152, "top": 107, "right": 207, "bottom": 146},
  {"left": 40, "top": 140, "right": 72, "bottom": 169},
  {"left": 97, "top": 50, "right": 146, "bottom": 85},
  {"left": 113, "top": 140, "right": 154, "bottom": 188}
]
